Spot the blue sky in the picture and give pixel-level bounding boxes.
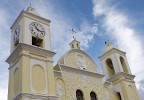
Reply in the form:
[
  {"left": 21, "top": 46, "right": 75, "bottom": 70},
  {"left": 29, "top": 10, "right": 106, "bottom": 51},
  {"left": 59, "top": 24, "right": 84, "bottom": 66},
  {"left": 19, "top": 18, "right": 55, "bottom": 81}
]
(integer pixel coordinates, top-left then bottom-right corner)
[{"left": 0, "top": 0, "right": 144, "bottom": 99}]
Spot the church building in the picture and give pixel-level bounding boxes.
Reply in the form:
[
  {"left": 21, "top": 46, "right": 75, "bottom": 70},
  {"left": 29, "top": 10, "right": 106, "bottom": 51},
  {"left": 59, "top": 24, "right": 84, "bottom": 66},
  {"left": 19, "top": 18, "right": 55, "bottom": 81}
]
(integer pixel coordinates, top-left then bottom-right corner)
[{"left": 6, "top": 6, "right": 140, "bottom": 100}]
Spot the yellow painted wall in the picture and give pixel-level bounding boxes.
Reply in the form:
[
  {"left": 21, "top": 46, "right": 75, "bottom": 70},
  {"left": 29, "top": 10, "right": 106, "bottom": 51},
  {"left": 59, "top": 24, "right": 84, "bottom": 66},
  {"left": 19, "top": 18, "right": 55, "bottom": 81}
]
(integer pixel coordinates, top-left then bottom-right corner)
[{"left": 32, "top": 65, "right": 46, "bottom": 93}]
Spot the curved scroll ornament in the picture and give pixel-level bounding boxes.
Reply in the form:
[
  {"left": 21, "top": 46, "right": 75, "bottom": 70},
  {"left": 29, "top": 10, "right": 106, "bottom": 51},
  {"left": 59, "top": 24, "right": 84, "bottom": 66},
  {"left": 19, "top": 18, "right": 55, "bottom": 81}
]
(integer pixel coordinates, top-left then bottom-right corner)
[{"left": 77, "top": 55, "right": 86, "bottom": 70}]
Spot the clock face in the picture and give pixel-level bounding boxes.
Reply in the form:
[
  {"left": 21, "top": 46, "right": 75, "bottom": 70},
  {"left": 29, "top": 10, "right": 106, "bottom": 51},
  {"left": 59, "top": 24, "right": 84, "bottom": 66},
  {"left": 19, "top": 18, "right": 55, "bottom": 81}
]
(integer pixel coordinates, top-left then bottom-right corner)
[
  {"left": 29, "top": 22, "right": 45, "bottom": 37},
  {"left": 13, "top": 25, "right": 20, "bottom": 42}
]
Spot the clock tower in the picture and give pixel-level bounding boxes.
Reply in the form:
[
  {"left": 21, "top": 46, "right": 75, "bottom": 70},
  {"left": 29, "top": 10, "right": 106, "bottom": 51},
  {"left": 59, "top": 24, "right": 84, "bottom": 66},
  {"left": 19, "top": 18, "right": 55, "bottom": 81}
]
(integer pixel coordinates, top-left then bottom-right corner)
[{"left": 6, "top": 6, "right": 58, "bottom": 100}]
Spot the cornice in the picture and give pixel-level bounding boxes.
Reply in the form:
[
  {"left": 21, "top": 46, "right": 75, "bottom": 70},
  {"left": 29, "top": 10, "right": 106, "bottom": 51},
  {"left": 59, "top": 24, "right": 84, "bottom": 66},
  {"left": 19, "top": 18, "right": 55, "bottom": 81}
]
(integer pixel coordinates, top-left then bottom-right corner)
[
  {"left": 103, "top": 81, "right": 118, "bottom": 94},
  {"left": 11, "top": 10, "right": 51, "bottom": 30},
  {"left": 6, "top": 43, "right": 56, "bottom": 64},
  {"left": 99, "top": 48, "right": 126, "bottom": 60},
  {"left": 104, "top": 81, "right": 111, "bottom": 87},
  {"left": 59, "top": 64, "right": 105, "bottom": 78},
  {"left": 13, "top": 93, "right": 58, "bottom": 100},
  {"left": 8, "top": 53, "right": 53, "bottom": 70},
  {"left": 54, "top": 70, "right": 63, "bottom": 78},
  {"left": 107, "top": 72, "right": 135, "bottom": 82},
  {"left": 24, "top": 11, "right": 51, "bottom": 23}
]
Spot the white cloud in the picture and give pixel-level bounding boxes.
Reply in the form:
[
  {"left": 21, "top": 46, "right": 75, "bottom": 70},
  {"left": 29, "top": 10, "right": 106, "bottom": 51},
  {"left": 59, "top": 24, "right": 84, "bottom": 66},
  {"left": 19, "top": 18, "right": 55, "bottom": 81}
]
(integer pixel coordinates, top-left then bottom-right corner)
[
  {"left": 0, "top": 9, "right": 10, "bottom": 61},
  {"left": 32, "top": 1, "right": 99, "bottom": 64},
  {"left": 0, "top": 72, "right": 8, "bottom": 100},
  {"left": 0, "top": 2, "right": 99, "bottom": 99},
  {"left": 138, "top": 79, "right": 144, "bottom": 100},
  {"left": 75, "top": 21, "right": 99, "bottom": 49},
  {"left": 0, "top": 8, "right": 10, "bottom": 100},
  {"left": 92, "top": 0, "right": 144, "bottom": 90}
]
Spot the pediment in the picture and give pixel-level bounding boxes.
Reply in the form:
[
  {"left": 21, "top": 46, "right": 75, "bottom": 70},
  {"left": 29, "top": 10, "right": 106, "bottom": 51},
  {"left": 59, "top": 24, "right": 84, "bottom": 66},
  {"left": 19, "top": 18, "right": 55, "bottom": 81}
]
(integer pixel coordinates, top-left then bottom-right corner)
[{"left": 60, "top": 49, "right": 100, "bottom": 73}]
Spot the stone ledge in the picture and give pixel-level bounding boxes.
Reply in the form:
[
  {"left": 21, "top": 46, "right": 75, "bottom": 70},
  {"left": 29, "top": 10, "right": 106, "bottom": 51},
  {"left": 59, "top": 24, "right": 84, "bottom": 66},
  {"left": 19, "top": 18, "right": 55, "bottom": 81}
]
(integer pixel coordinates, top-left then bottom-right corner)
[
  {"left": 59, "top": 64, "right": 105, "bottom": 78},
  {"left": 99, "top": 48, "right": 126, "bottom": 60},
  {"left": 54, "top": 70, "right": 63, "bottom": 78},
  {"left": 13, "top": 93, "right": 58, "bottom": 100},
  {"left": 107, "top": 72, "right": 135, "bottom": 82},
  {"left": 6, "top": 43, "right": 56, "bottom": 64}
]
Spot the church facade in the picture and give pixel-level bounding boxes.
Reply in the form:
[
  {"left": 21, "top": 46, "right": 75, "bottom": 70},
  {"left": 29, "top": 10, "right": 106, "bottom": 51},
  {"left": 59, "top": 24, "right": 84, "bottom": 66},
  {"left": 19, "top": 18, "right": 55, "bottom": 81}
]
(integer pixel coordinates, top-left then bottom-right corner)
[{"left": 6, "top": 6, "right": 140, "bottom": 100}]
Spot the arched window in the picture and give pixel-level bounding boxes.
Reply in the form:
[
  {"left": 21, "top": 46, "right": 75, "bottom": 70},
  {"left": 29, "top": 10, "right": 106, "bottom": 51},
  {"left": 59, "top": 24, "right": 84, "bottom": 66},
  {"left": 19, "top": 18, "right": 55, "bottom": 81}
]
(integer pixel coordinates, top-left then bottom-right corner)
[
  {"left": 120, "top": 57, "right": 128, "bottom": 73},
  {"left": 72, "top": 44, "right": 74, "bottom": 48},
  {"left": 117, "top": 92, "right": 122, "bottom": 100},
  {"left": 77, "top": 43, "right": 80, "bottom": 49},
  {"left": 106, "top": 58, "right": 115, "bottom": 77},
  {"left": 76, "top": 90, "right": 84, "bottom": 100},
  {"left": 90, "top": 92, "right": 97, "bottom": 100},
  {"left": 32, "top": 36, "right": 43, "bottom": 47}
]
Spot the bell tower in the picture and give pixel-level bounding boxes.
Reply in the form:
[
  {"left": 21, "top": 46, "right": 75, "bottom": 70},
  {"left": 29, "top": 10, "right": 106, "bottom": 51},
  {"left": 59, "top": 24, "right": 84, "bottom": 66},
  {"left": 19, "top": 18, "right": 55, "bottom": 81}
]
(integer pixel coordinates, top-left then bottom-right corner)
[
  {"left": 69, "top": 38, "right": 81, "bottom": 49},
  {"left": 10, "top": 6, "right": 51, "bottom": 52},
  {"left": 6, "top": 6, "right": 58, "bottom": 100},
  {"left": 99, "top": 40, "right": 140, "bottom": 100}
]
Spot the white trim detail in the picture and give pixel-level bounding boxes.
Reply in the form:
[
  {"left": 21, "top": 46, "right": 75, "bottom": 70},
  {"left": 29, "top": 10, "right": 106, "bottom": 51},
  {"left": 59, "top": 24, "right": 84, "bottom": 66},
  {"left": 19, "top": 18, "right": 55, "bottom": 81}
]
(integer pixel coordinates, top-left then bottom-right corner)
[
  {"left": 30, "top": 59, "right": 48, "bottom": 95},
  {"left": 11, "top": 10, "right": 51, "bottom": 30},
  {"left": 6, "top": 43, "right": 56, "bottom": 64},
  {"left": 99, "top": 48, "right": 126, "bottom": 60},
  {"left": 107, "top": 72, "right": 135, "bottom": 82},
  {"left": 59, "top": 64, "right": 105, "bottom": 78},
  {"left": 13, "top": 93, "right": 58, "bottom": 100}
]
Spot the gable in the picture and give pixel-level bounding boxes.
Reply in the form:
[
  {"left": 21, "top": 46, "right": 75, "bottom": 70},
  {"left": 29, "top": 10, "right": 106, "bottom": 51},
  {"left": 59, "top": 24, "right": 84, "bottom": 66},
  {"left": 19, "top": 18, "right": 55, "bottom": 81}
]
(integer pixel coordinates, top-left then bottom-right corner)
[{"left": 56, "top": 49, "right": 99, "bottom": 73}]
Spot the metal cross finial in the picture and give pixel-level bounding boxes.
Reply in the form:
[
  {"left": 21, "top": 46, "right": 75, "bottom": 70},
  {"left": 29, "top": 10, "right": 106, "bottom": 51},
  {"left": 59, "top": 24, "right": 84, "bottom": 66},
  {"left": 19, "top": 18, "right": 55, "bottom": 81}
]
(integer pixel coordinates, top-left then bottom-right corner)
[
  {"left": 69, "top": 28, "right": 76, "bottom": 39},
  {"left": 105, "top": 40, "right": 112, "bottom": 47},
  {"left": 27, "top": 3, "right": 33, "bottom": 11}
]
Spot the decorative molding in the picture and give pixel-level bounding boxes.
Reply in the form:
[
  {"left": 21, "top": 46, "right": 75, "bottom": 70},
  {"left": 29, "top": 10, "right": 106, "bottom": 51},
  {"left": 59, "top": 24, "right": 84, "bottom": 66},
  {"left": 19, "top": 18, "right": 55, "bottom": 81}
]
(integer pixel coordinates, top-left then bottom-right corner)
[
  {"left": 13, "top": 93, "right": 58, "bottom": 100},
  {"left": 99, "top": 48, "right": 126, "bottom": 60},
  {"left": 103, "top": 81, "right": 120, "bottom": 96},
  {"left": 8, "top": 55, "right": 20, "bottom": 70},
  {"left": 76, "top": 54, "right": 87, "bottom": 70},
  {"left": 8, "top": 53, "right": 53, "bottom": 70},
  {"left": 6, "top": 43, "right": 56, "bottom": 64},
  {"left": 62, "top": 49, "right": 99, "bottom": 73},
  {"left": 30, "top": 59, "right": 48, "bottom": 94},
  {"left": 54, "top": 71, "right": 63, "bottom": 78},
  {"left": 64, "top": 49, "right": 97, "bottom": 66},
  {"left": 11, "top": 10, "right": 51, "bottom": 30},
  {"left": 59, "top": 64, "right": 109, "bottom": 100},
  {"left": 107, "top": 72, "right": 135, "bottom": 82},
  {"left": 59, "top": 64, "right": 105, "bottom": 78},
  {"left": 104, "top": 81, "right": 111, "bottom": 87},
  {"left": 22, "top": 53, "right": 53, "bottom": 63}
]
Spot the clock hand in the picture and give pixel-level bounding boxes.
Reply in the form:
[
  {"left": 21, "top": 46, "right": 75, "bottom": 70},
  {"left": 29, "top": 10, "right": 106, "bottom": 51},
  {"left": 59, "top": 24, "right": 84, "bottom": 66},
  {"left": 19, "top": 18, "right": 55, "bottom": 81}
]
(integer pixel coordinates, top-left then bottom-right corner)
[
  {"left": 34, "top": 24, "right": 45, "bottom": 32},
  {"left": 34, "top": 24, "right": 39, "bottom": 31}
]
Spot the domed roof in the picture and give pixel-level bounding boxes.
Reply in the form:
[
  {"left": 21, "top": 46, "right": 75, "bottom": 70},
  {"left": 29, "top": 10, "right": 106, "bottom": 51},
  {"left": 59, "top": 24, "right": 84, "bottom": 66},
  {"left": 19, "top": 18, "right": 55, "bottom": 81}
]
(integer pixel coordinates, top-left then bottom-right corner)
[{"left": 54, "top": 49, "right": 100, "bottom": 73}]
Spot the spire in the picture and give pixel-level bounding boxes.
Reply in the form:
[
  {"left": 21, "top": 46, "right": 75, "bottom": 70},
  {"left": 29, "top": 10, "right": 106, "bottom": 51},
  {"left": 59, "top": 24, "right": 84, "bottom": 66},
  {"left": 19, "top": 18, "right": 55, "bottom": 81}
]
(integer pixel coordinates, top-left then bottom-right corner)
[
  {"left": 69, "top": 29, "right": 81, "bottom": 49},
  {"left": 104, "top": 40, "right": 115, "bottom": 52},
  {"left": 26, "top": 4, "right": 40, "bottom": 16},
  {"left": 105, "top": 40, "right": 113, "bottom": 47},
  {"left": 69, "top": 28, "right": 76, "bottom": 39}
]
